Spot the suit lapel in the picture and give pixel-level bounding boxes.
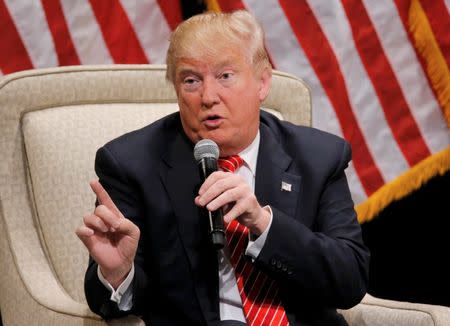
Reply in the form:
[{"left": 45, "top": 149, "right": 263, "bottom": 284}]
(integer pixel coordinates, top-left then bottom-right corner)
[
  {"left": 255, "top": 123, "right": 302, "bottom": 219},
  {"left": 160, "top": 130, "right": 220, "bottom": 324}
]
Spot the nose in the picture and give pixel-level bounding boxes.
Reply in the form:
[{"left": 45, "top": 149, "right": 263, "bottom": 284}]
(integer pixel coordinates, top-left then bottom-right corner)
[{"left": 201, "top": 77, "right": 220, "bottom": 108}]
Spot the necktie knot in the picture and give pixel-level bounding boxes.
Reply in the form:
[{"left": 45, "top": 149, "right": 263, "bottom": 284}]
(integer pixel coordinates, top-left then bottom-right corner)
[{"left": 218, "top": 155, "right": 244, "bottom": 173}]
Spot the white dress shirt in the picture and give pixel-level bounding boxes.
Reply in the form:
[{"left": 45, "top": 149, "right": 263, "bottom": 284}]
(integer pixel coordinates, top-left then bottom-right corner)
[{"left": 98, "top": 131, "right": 273, "bottom": 321}]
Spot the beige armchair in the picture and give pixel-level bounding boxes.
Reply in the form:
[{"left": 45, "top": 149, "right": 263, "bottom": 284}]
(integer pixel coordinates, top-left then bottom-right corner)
[{"left": 0, "top": 65, "right": 448, "bottom": 326}]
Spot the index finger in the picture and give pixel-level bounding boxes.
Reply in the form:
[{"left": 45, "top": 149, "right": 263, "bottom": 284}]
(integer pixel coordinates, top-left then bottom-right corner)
[
  {"left": 89, "top": 179, "right": 124, "bottom": 218},
  {"left": 198, "top": 171, "right": 228, "bottom": 195}
]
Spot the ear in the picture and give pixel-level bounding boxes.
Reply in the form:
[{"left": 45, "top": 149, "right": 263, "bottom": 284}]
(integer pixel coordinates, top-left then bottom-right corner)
[{"left": 258, "top": 67, "right": 272, "bottom": 102}]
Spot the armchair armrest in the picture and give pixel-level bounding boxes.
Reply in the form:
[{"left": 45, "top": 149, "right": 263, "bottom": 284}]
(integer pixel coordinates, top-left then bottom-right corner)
[
  {"left": 340, "top": 294, "right": 450, "bottom": 326},
  {"left": 0, "top": 208, "right": 144, "bottom": 325}
]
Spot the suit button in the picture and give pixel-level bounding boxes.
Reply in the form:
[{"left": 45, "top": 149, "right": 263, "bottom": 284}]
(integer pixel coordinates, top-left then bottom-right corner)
[
  {"left": 287, "top": 269, "right": 293, "bottom": 275},
  {"left": 271, "top": 258, "right": 277, "bottom": 266},
  {"left": 282, "top": 265, "right": 288, "bottom": 272},
  {"left": 276, "top": 261, "right": 282, "bottom": 269}
]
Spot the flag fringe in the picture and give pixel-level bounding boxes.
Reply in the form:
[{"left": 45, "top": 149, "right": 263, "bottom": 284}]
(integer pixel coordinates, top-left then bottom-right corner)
[
  {"left": 408, "top": 0, "right": 450, "bottom": 127},
  {"left": 356, "top": 147, "right": 450, "bottom": 223},
  {"left": 205, "top": 0, "right": 221, "bottom": 12}
]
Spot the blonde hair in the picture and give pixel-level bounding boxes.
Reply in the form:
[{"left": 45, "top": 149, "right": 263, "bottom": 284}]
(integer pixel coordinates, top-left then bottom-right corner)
[{"left": 166, "top": 10, "right": 271, "bottom": 83}]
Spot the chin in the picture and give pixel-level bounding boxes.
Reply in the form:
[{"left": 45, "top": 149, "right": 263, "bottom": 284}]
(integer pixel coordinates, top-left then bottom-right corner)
[
  {"left": 198, "top": 130, "right": 227, "bottom": 144},
  {"left": 191, "top": 130, "right": 242, "bottom": 155}
]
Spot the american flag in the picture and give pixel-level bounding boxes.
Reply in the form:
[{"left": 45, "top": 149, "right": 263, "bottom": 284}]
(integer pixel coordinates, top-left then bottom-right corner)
[{"left": 1, "top": 0, "right": 449, "bottom": 222}]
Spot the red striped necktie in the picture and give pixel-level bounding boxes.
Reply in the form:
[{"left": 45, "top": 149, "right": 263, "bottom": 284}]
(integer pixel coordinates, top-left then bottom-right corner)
[{"left": 218, "top": 156, "right": 290, "bottom": 326}]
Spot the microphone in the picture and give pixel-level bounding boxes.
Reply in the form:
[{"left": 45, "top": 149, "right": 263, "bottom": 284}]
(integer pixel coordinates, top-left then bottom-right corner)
[{"left": 193, "top": 139, "right": 225, "bottom": 250}]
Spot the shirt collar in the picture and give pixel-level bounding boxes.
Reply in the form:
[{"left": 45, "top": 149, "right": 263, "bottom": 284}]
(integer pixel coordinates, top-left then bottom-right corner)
[{"left": 238, "top": 131, "right": 260, "bottom": 177}]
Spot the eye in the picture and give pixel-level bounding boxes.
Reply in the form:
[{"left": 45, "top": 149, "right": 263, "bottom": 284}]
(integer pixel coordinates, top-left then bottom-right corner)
[
  {"left": 181, "top": 76, "right": 201, "bottom": 91},
  {"left": 220, "top": 72, "right": 233, "bottom": 80},
  {"left": 183, "top": 77, "right": 198, "bottom": 85}
]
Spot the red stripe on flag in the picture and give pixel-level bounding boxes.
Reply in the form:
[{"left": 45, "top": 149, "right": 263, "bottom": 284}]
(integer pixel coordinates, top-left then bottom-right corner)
[
  {"left": 156, "top": 0, "right": 182, "bottom": 30},
  {"left": 216, "top": 0, "right": 246, "bottom": 11},
  {"left": 0, "top": 1, "right": 33, "bottom": 73},
  {"left": 394, "top": 0, "right": 447, "bottom": 127},
  {"left": 420, "top": 0, "right": 450, "bottom": 68},
  {"left": 41, "top": 0, "right": 81, "bottom": 66},
  {"left": 393, "top": 0, "right": 411, "bottom": 32},
  {"left": 278, "top": 0, "right": 384, "bottom": 195},
  {"left": 88, "top": 0, "right": 149, "bottom": 64},
  {"left": 342, "top": 0, "right": 431, "bottom": 166}
]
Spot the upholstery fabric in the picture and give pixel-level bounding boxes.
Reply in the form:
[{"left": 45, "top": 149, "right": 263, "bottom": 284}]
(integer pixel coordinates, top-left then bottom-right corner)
[
  {"left": 339, "top": 294, "right": 450, "bottom": 326},
  {"left": 22, "top": 103, "right": 179, "bottom": 302},
  {"left": 0, "top": 65, "right": 448, "bottom": 325}
]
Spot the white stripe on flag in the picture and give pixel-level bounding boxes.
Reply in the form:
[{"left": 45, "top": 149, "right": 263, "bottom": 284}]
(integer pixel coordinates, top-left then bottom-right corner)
[
  {"left": 445, "top": 0, "right": 450, "bottom": 14},
  {"left": 60, "top": 0, "right": 113, "bottom": 64},
  {"left": 119, "top": 0, "right": 171, "bottom": 64},
  {"left": 363, "top": 0, "right": 450, "bottom": 154},
  {"left": 4, "top": 0, "right": 57, "bottom": 68},
  {"left": 245, "top": 0, "right": 343, "bottom": 138},
  {"left": 245, "top": 0, "right": 368, "bottom": 201},
  {"left": 346, "top": 162, "right": 367, "bottom": 204},
  {"left": 308, "top": 0, "right": 409, "bottom": 182}
]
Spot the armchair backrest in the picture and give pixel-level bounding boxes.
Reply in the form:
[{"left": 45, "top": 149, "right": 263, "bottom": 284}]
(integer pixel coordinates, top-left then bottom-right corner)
[{"left": 0, "top": 65, "right": 311, "bottom": 305}]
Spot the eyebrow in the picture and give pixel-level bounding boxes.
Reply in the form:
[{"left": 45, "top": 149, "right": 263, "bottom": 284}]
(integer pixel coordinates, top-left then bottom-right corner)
[
  {"left": 176, "top": 60, "right": 239, "bottom": 77},
  {"left": 177, "top": 68, "right": 198, "bottom": 77}
]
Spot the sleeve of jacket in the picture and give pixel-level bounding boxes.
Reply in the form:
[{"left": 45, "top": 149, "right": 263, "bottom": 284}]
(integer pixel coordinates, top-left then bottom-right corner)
[
  {"left": 254, "top": 140, "right": 370, "bottom": 309},
  {"left": 84, "top": 145, "right": 150, "bottom": 320}
]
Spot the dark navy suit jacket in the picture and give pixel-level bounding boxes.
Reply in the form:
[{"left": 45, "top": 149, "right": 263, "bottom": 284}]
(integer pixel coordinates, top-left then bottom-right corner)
[{"left": 84, "top": 111, "right": 370, "bottom": 326}]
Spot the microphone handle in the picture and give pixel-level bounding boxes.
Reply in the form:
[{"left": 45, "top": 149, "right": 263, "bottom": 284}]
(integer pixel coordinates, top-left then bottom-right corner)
[{"left": 199, "top": 157, "right": 225, "bottom": 250}]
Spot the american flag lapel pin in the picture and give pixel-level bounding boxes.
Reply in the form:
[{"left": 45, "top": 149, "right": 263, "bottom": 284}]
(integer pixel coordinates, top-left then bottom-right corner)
[{"left": 281, "top": 181, "right": 292, "bottom": 192}]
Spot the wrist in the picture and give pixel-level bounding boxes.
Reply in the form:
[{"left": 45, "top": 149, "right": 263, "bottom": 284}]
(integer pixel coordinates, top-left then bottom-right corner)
[
  {"left": 100, "top": 264, "right": 132, "bottom": 289},
  {"left": 249, "top": 206, "right": 271, "bottom": 236}
]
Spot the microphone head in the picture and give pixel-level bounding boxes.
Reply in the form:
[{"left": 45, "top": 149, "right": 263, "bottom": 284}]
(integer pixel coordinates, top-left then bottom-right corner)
[{"left": 194, "top": 139, "right": 220, "bottom": 162}]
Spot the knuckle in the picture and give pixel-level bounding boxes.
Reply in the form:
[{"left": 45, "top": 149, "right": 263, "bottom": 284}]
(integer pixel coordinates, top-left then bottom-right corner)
[
  {"left": 134, "top": 225, "right": 141, "bottom": 236},
  {"left": 232, "top": 208, "right": 242, "bottom": 219},
  {"left": 237, "top": 202, "right": 246, "bottom": 215},
  {"left": 83, "top": 214, "right": 95, "bottom": 224},
  {"left": 216, "top": 178, "right": 228, "bottom": 190},
  {"left": 228, "top": 188, "right": 237, "bottom": 201},
  {"left": 94, "top": 205, "right": 104, "bottom": 215}
]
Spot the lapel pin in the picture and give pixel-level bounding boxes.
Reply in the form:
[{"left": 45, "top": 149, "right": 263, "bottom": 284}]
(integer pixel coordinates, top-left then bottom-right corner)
[{"left": 281, "top": 181, "right": 292, "bottom": 192}]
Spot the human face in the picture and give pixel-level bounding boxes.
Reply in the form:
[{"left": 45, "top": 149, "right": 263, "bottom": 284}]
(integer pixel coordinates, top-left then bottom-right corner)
[{"left": 174, "top": 50, "right": 271, "bottom": 156}]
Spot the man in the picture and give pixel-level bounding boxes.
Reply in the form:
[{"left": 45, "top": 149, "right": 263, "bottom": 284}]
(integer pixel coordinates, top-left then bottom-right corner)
[{"left": 76, "top": 10, "right": 369, "bottom": 326}]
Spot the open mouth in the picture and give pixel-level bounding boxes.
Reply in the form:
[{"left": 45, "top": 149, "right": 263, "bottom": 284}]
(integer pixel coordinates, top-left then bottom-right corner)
[
  {"left": 203, "top": 115, "right": 223, "bottom": 127},
  {"left": 206, "top": 115, "right": 221, "bottom": 121}
]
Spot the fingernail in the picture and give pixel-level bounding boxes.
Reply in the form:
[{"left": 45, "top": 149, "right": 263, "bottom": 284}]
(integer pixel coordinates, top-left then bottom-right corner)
[{"left": 110, "top": 227, "right": 116, "bottom": 232}]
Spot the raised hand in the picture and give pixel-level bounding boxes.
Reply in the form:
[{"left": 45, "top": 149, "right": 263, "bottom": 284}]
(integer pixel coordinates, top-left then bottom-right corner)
[
  {"left": 76, "top": 179, "right": 140, "bottom": 288},
  {"left": 194, "top": 171, "right": 271, "bottom": 236}
]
